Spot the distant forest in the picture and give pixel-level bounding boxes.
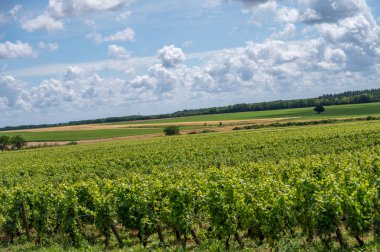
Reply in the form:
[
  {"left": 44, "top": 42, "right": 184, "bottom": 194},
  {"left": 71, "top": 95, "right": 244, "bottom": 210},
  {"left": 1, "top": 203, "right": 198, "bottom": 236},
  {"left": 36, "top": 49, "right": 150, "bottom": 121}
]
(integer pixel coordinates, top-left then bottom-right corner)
[{"left": 2, "top": 88, "right": 380, "bottom": 131}]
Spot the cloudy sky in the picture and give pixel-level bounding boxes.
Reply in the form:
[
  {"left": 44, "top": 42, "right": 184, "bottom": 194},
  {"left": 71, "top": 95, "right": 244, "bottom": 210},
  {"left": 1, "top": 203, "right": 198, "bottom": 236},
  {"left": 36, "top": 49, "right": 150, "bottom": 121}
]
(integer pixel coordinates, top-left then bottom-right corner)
[{"left": 0, "top": 0, "right": 380, "bottom": 127}]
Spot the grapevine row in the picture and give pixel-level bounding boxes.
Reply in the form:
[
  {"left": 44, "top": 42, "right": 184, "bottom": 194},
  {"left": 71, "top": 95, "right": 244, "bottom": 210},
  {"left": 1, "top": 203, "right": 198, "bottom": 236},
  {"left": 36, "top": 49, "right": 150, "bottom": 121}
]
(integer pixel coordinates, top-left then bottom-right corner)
[{"left": 1, "top": 147, "right": 379, "bottom": 250}]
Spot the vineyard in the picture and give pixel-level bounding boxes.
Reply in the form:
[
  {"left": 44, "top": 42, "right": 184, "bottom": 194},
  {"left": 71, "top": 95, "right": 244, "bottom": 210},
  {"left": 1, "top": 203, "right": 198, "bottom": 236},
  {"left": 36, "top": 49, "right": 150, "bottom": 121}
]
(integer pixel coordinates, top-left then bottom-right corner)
[{"left": 0, "top": 121, "right": 379, "bottom": 250}]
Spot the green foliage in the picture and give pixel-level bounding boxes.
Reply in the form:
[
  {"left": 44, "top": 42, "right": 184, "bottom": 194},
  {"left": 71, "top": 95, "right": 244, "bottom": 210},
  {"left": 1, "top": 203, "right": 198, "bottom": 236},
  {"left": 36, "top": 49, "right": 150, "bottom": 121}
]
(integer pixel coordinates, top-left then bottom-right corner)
[
  {"left": 0, "top": 121, "right": 380, "bottom": 250},
  {"left": 163, "top": 126, "right": 180, "bottom": 136},
  {"left": 0, "top": 135, "right": 10, "bottom": 151},
  {"left": 118, "top": 102, "right": 380, "bottom": 125},
  {"left": 0, "top": 128, "right": 163, "bottom": 142},
  {"left": 233, "top": 116, "right": 380, "bottom": 131},
  {"left": 66, "top": 141, "right": 78, "bottom": 145},
  {"left": 314, "top": 105, "right": 326, "bottom": 114},
  {"left": 9, "top": 135, "right": 26, "bottom": 150},
  {"left": 0, "top": 135, "right": 26, "bottom": 151}
]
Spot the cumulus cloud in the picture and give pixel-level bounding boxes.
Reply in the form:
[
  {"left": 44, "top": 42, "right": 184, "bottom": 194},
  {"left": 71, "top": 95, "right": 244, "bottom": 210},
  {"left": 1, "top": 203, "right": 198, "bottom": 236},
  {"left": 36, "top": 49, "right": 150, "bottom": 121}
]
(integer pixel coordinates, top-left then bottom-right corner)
[
  {"left": 48, "top": 0, "right": 129, "bottom": 18},
  {"left": 3, "top": 0, "right": 380, "bottom": 125},
  {"left": 21, "top": 0, "right": 132, "bottom": 33},
  {"left": 205, "top": 0, "right": 274, "bottom": 8},
  {"left": 249, "top": 1, "right": 278, "bottom": 26},
  {"left": 38, "top": 42, "right": 59, "bottom": 52},
  {"left": 80, "top": 74, "right": 128, "bottom": 105},
  {"left": 0, "top": 75, "right": 30, "bottom": 110},
  {"left": 87, "top": 27, "right": 135, "bottom": 43},
  {"left": 108, "top": 44, "right": 130, "bottom": 60},
  {"left": 272, "top": 23, "right": 296, "bottom": 38},
  {"left": 316, "top": 15, "right": 380, "bottom": 70},
  {"left": 299, "top": 0, "right": 369, "bottom": 23},
  {"left": 157, "top": 45, "right": 186, "bottom": 68},
  {"left": 236, "top": 0, "right": 276, "bottom": 8},
  {"left": 276, "top": 6, "right": 300, "bottom": 23},
  {"left": 21, "top": 13, "right": 64, "bottom": 32},
  {"left": 64, "top": 66, "right": 86, "bottom": 80},
  {"left": 30, "top": 78, "right": 77, "bottom": 108},
  {"left": 0, "top": 41, "right": 35, "bottom": 59}
]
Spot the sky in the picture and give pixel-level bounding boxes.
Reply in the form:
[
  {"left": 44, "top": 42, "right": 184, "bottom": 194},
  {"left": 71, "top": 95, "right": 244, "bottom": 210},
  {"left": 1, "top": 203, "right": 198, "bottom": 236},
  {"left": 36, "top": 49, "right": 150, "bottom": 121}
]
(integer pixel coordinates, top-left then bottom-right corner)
[{"left": 0, "top": 0, "right": 380, "bottom": 127}]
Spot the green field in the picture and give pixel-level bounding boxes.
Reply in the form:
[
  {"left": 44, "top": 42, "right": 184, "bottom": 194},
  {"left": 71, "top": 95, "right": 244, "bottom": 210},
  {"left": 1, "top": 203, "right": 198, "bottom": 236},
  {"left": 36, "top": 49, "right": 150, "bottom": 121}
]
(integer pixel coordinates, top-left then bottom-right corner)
[
  {"left": 0, "top": 128, "right": 163, "bottom": 141},
  {"left": 0, "top": 120, "right": 379, "bottom": 251},
  {"left": 1, "top": 103, "right": 379, "bottom": 142},
  {"left": 113, "top": 102, "right": 380, "bottom": 125}
]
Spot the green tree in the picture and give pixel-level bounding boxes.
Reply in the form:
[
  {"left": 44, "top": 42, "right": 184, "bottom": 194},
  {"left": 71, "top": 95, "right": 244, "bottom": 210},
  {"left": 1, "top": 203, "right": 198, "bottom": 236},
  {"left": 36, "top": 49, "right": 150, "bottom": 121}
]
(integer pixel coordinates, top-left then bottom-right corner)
[
  {"left": 0, "top": 136, "right": 10, "bottom": 151},
  {"left": 163, "top": 126, "right": 180, "bottom": 136},
  {"left": 10, "top": 135, "right": 27, "bottom": 150},
  {"left": 314, "top": 105, "right": 325, "bottom": 114}
]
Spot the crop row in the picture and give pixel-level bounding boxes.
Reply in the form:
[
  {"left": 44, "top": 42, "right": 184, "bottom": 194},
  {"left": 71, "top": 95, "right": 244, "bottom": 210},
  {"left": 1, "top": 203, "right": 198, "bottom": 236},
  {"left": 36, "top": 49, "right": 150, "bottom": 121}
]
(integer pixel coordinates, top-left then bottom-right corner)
[{"left": 1, "top": 146, "right": 379, "bottom": 250}]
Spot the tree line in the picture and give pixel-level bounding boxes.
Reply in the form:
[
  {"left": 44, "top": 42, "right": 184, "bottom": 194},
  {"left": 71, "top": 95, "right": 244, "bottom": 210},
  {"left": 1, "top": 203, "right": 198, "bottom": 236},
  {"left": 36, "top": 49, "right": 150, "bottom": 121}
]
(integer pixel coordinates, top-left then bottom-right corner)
[
  {"left": 1, "top": 88, "right": 380, "bottom": 131},
  {"left": 0, "top": 135, "right": 26, "bottom": 151}
]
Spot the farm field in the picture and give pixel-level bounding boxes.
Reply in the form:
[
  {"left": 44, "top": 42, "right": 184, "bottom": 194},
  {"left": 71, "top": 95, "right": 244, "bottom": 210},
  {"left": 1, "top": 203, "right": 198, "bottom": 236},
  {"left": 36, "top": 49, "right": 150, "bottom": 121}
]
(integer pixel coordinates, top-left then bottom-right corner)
[
  {"left": 111, "top": 102, "right": 380, "bottom": 125},
  {"left": 0, "top": 120, "right": 379, "bottom": 251},
  {"left": 0, "top": 128, "right": 164, "bottom": 142},
  {"left": 1, "top": 102, "right": 380, "bottom": 143},
  {"left": 4, "top": 0, "right": 380, "bottom": 251}
]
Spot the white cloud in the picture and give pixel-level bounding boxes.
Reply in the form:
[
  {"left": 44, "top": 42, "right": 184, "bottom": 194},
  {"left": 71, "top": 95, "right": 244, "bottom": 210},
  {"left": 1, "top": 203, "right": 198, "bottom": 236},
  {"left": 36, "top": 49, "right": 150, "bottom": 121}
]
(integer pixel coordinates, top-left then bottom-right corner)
[
  {"left": 0, "top": 75, "right": 30, "bottom": 110},
  {"left": 79, "top": 74, "right": 127, "bottom": 106},
  {"left": 87, "top": 27, "right": 135, "bottom": 43},
  {"left": 0, "top": 41, "right": 35, "bottom": 59},
  {"left": 38, "top": 42, "right": 59, "bottom": 52},
  {"left": 3, "top": 0, "right": 380, "bottom": 126},
  {"left": 21, "top": 13, "right": 64, "bottom": 32},
  {"left": 116, "top": 11, "right": 132, "bottom": 21},
  {"left": 276, "top": 6, "right": 300, "bottom": 23},
  {"left": 249, "top": 1, "right": 278, "bottom": 26},
  {"left": 108, "top": 44, "right": 130, "bottom": 60},
  {"left": 182, "top": 40, "right": 193, "bottom": 48},
  {"left": 318, "top": 47, "right": 347, "bottom": 70},
  {"left": 48, "top": 0, "right": 129, "bottom": 18},
  {"left": 205, "top": 0, "right": 274, "bottom": 8},
  {"left": 31, "top": 78, "right": 77, "bottom": 109},
  {"left": 272, "top": 23, "right": 296, "bottom": 38},
  {"left": 315, "top": 14, "right": 380, "bottom": 71},
  {"left": 64, "top": 66, "right": 86, "bottom": 80},
  {"left": 9, "top": 4, "right": 22, "bottom": 20},
  {"left": 157, "top": 45, "right": 186, "bottom": 68},
  {"left": 236, "top": 0, "right": 275, "bottom": 8},
  {"left": 299, "top": 0, "right": 369, "bottom": 23}
]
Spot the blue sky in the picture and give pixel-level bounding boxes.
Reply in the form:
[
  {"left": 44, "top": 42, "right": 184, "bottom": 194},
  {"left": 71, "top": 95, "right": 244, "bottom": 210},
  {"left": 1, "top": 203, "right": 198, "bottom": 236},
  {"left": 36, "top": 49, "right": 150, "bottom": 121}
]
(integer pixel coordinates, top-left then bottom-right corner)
[{"left": 0, "top": 0, "right": 380, "bottom": 126}]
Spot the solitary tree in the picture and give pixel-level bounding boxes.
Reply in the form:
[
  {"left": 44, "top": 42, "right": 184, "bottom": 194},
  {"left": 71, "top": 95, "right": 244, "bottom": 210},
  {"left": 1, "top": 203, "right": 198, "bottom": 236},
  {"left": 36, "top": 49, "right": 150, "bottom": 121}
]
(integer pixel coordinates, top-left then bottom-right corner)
[
  {"left": 10, "top": 135, "right": 27, "bottom": 150},
  {"left": 163, "top": 126, "right": 180, "bottom": 136},
  {"left": 0, "top": 136, "right": 10, "bottom": 151},
  {"left": 314, "top": 105, "right": 325, "bottom": 114}
]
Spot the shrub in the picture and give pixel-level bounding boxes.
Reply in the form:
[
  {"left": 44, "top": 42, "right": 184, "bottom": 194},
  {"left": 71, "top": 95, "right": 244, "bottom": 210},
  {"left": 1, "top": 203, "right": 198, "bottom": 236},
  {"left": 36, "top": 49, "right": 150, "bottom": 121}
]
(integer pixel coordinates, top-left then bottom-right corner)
[
  {"left": 163, "top": 126, "right": 180, "bottom": 136},
  {"left": 314, "top": 105, "right": 325, "bottom": 114},
  {"left": 0, "top": 136, "right": 10, "bottom": 151},
  {"left": 10, "top": 135, "right": 27, "bottom": 150},
  {"left": 66, "top": 141, "right": 78, "bottom": 145},
  {"left": 200, "top": 129, "right": 217, "bottom": 134}
]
